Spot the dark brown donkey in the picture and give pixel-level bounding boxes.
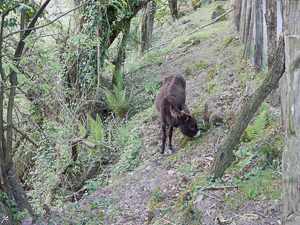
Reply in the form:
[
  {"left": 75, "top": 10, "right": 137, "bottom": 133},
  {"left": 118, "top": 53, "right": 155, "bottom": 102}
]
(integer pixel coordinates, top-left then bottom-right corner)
[{"left": 155, "top": 74, "right": 200, "bottom": 154}]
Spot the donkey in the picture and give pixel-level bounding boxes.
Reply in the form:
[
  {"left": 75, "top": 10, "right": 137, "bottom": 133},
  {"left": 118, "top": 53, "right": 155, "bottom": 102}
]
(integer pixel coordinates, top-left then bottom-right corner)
[{"left": 155, "top": 74, "right": 200, "bottom": 154}]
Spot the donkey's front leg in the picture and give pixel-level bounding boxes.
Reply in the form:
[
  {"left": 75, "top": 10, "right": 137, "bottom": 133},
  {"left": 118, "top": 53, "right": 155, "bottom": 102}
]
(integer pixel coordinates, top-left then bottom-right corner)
[
  {"left": 161, "top": 123, "right": 167, "bottom": 154},
  {"left": 168, "top": 126, "right": 173, "bottom": 154}
]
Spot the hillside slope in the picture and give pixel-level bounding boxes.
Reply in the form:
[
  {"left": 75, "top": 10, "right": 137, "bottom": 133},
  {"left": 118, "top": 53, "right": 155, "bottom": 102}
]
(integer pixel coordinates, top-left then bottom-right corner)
[{"left": 43, "top": 1, "right": 283, "bottom": 224}]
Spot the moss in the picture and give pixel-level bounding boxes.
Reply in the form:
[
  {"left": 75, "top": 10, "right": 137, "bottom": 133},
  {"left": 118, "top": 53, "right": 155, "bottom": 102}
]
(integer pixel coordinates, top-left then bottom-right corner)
[
  {"left": 182, "top": 36, "right": 200, "bottom": 46},
  {"left": 205, "top": 68, "right": 216, "bottom": 81},
  {"left": 188, "top": 177, "right": 203, "bottom": 190},
  {"left": 154, "top": 217, "right": 164, "bottom": 224},
  {"left": 147, "top": 209, "right": 155, "bottom": 224},
  {"left": 147, "top": 201, "right": 166, "bottom": 224},
  {"left": 152, "top": 201, "right": 165, "bottom": 209},
  {"left": 185, "top": 67, "right": 193, "bottom": 76},
  {"left": 195, "top": 60, "right": 208, "bottom": 70},
  {"left": 218, "top": 36, "right": 234, "bottom": 51},
  {"left": 194, "top": 0, "right": 212, "bottom": 10},
  {"left": 207, "top": 83, "right": 215, "bottom": 92},
  {"left": 211, "top": 5, "right": 226, "bottom": 21}
]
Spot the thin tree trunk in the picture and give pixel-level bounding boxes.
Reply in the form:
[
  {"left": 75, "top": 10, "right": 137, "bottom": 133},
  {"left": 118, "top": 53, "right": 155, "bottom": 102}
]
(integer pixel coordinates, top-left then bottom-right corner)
[
  {"left": 235, "top": 0, "right": 242, "bottom": 32},
  {"left": 74, "top": 0, "right": 84, "bottom": 32},
  {"left": 147, "top": 0, "right": 156, "bottom": 47},
  {"left": 138, "top": 7, "right": 149, "bottom": 56},
  {"left": 282, "top": 34, "right": 300, "bottom": 225},
  {"left": 0, "top": 1, "right": 51, "bottom": 221},
  {"left": 168, "top": 0, "right": 178, "bottom": 20},
  {"left": 265, "top": 0, "right": 278, "bottom": 105},
  {"left": 241, "top": 0, "right": 248, "bottom": 43},
  {"left": 138, "top": 1, "right": 156, "bottom": 56},
  {"left": 112, "top": 20, "right": 131, "bottom": 86},
  {"left": 209, "top": 35, "right": 285, "bottom": 179},
  {"left": 254, "top": 0, "right": 263, "bottom": 74},
  {"left": 243, "top": 0, "right": 254, "bottom": 59}
]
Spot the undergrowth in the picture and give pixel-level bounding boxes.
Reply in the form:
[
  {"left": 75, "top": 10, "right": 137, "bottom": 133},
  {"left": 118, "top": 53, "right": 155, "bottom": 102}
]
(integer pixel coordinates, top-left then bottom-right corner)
[{"left": 31, "top": 0, "right": 284, "bottom": 223}]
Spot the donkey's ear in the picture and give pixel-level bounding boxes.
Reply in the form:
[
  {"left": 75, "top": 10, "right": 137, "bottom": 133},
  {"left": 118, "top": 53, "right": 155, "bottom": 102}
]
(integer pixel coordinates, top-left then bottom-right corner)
[
  {"left": 169, "top": 99, "right": 182, "bottom": 118},
  {"left": 183, "top": 114, "right": 190, "bottom": 123}
]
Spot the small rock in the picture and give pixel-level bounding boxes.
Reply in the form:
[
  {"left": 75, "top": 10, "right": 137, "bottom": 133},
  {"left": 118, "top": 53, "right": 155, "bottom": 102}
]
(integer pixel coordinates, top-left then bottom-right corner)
[
  {"left": 254, "top": 205, "right": 263, "bottom": 212},
  {"left": 209, "top": 107, "right": 224, "bottom": 127},
  {"left": 193, "top": 194, "right": 204, "bottom": 206},
  {"left": 146, "top": 166, "right": 152, "bottom": 170},
  {"left": 274, "top": 199, "right": 280, "bottom": 204},
  {"left": 168, "top": 170, "right": 175, "bottom": 176},
  {"left": 135, "top": 209, "right": 140, "bottom": 214}
]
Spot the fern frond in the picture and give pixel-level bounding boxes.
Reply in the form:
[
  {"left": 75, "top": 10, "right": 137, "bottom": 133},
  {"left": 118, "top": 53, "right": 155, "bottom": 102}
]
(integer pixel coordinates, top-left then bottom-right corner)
[
  {"left": 87, "top": 114, "right": 106, "bottom": 142},
  {"left": 78, "top": 121, "right": 86, "bottom": 136},
  {"left": 246, "top": 125, "right": 254, "bottom": 139},
  {"left": 236, "top": 154, "right": 255, "bottom": 170},
  {"left": 252, "top": 109, "right": 267, "bottom": 136},
  {"left": 246, "top": 109, "right": 267, "bottom": 139}
]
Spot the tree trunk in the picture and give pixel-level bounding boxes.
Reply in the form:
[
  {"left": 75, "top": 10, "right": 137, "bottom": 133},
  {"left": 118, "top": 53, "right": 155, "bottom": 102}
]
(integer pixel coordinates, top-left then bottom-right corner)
[
  {"left": 138, "top": 0, "right": 157, "bottom": 56},
  {"left": 0, "top": 1, "right": 51, "bottom": 222},
  {"left": 74, "top": 0, "right": 85, "bottom": 32},
  {"left": 254, "top": 0, "right": 263, "bottom": 74},
  {"left": 243, "top": 0, "right": 254, "bottom": 59},
  {"left": 282, "top": 34, "right": 300, "bottom": 225},
  {"left": 241, "top": 0, "right": 248, "bottom": 43},
  {"left": 265, "top": 0, "right": 278, "bottom": 105},
  {"left": 235, "top": 0, "right": 242, "bottom": 32},
  {"left": 138, "top": 8, "right": 148, "bottom": 56},
  {"left": 168, "top": 0, "right": 178, "bottom": 20},
  {"left": 280, "top": 0, "right": 300, "bottom": 223},
  {"left": 279, "top": 0, "right": 300, "bottom": 128},
  {"left": 147, "top": 0, "right": 156, "bottom": 48},
  {"left": 112, "top": 21, "right": 131, "bottom": 86},
  {"left": 209, "top": 36, "right": 285, "bottom": 179}
]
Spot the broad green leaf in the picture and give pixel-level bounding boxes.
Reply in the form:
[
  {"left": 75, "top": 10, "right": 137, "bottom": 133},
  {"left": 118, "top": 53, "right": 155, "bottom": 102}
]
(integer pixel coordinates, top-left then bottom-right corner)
[
  {"left": 18, "top": 74, "right": 32, "bottom": 85},
  {"left": 8, "top": 63, "right": 20, "bottom": 73},
  {"left": 4, "top": 64, "right": 10, "bottom": 74}
]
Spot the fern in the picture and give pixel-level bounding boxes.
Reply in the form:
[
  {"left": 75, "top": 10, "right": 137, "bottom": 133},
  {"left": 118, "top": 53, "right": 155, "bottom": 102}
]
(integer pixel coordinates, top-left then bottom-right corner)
[
  {"left": 236, "top": 153, "right": 255, "bottom": 170},
  {"left": 78, "top": 114, "right": 106, "bottom": 144},
  {"left": 78, "top": 120, "right": 86, "bottom": 136},
  {"left": 246, "top": 109, "right": 267, "bottom": 139},
  {"left": 104, "top": 82, "right": 132, "bottom": 120},
  {"left": 87, "top": 114, "right": 105, "bottom": 142}
]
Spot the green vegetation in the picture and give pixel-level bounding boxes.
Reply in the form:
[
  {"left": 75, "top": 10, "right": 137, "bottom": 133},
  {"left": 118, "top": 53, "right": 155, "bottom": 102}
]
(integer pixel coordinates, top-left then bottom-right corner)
[
  {"left": 104, "top": 83, "right": 132, "bottom": 120},
  {"left": 0, "top": 0, "right": 284, "bottom": 223}
]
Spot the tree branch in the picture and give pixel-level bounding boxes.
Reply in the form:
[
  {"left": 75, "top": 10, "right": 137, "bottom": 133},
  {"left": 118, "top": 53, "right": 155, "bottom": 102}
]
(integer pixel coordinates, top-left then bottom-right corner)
[
  {"left": 3, "top": 0, "right": 93, "bottom": 39},
  {"left": 12, "top": 125, "right": 37, "bottom": 148},
  {"left": 71, "top": 131, "right": 98, "bottom": 162},
  {"left": 6, "top": 0, "right": 51, "bottom": 163},
  {"left": 185, "top": 7, "right": 234, "bottom": 37},
  {"left": 1, "top": 3, "right": 21, "bottom": 18}
]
